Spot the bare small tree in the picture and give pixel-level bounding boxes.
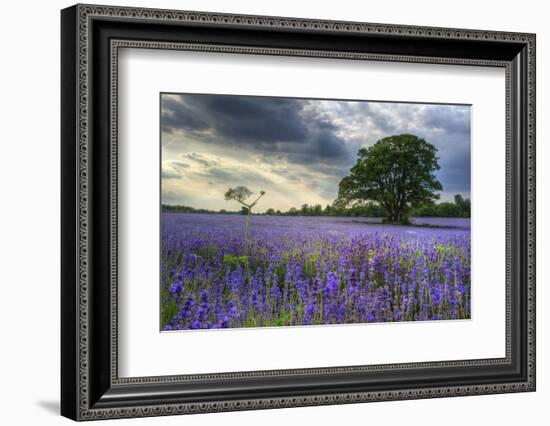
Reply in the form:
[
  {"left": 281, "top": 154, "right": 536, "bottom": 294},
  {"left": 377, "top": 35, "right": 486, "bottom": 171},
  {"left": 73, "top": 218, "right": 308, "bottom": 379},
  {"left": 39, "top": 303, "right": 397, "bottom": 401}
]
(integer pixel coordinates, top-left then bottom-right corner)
[{"left": 224, "top": 186, "right": 265, "bottom": 281}]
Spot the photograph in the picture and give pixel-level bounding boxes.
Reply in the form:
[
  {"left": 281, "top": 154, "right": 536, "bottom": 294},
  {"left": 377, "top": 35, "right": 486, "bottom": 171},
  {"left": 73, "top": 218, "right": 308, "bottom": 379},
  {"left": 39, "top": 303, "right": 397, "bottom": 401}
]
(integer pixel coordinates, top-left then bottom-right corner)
[{"left": 160, "top": 93, "right": 472, "bottom": 331}]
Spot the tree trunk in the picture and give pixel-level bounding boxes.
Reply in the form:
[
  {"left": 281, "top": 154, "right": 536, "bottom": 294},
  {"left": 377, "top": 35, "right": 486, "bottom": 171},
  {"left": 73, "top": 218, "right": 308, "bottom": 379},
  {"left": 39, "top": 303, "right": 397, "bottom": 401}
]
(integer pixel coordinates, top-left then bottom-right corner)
[{"left": 385, "top": 204, "right": 396, "bottom": 222}]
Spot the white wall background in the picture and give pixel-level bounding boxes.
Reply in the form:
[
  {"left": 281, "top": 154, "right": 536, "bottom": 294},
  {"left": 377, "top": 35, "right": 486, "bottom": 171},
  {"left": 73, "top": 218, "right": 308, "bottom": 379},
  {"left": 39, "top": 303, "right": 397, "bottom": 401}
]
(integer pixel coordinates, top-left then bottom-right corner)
[{"left": 0, "top": 0, "right": 546, "bottom": 424}]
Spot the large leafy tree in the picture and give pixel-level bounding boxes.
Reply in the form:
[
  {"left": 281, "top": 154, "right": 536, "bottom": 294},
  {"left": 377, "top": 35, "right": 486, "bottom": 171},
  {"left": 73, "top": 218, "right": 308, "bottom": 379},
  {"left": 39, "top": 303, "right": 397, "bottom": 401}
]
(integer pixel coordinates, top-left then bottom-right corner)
[{"left": 337, "top": 134, "right": 442, "bottom": 223}]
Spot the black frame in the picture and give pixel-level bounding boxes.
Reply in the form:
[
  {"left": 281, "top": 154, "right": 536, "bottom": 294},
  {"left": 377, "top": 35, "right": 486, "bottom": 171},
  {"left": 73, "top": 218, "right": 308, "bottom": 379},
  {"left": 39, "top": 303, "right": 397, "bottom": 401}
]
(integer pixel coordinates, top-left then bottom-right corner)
[{"left": 61, "top": 4, "right": 536, "bottom": 421}]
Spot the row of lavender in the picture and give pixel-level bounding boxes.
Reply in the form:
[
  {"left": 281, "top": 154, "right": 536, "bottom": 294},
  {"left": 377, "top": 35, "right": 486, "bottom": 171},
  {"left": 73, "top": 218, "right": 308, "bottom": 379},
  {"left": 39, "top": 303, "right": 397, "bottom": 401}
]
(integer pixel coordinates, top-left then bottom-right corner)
[{"left": 161, "top": 214, "right": 471, "bottom": 330}]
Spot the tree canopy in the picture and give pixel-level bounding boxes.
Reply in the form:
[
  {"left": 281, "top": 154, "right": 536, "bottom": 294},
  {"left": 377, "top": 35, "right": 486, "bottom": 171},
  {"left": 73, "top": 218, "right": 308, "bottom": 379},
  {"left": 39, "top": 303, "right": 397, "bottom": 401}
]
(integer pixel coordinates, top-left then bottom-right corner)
[{"left": 337, "top": 134, "right": 443, "bottom": 223}]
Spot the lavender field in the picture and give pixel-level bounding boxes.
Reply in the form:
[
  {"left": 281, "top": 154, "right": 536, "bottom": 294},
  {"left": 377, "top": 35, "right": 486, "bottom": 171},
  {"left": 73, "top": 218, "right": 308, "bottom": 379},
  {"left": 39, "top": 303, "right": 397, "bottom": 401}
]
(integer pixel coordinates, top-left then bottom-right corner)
[{"left": 161, "top": 213, "right": 470, "bottom": 330}]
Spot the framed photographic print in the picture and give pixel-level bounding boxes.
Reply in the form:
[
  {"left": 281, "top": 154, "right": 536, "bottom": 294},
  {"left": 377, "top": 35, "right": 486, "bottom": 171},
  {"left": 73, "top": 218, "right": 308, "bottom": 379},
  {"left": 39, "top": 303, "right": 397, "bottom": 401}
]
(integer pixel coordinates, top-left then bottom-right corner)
[{"left": 61, "top": 4, "right": 536, "bottom": 421}]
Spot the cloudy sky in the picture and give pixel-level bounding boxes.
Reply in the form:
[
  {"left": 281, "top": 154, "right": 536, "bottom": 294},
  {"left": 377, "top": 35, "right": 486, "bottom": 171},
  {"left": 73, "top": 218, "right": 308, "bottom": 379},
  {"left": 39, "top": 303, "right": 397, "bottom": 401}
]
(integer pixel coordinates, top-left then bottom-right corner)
[{"left": 161, "top": 93, "right": 470, "bottom": 212}]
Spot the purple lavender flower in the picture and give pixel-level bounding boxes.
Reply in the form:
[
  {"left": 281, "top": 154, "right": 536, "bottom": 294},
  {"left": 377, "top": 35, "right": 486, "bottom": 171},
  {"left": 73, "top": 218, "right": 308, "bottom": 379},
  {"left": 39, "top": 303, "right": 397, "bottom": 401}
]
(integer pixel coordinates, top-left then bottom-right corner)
[{"left": 161, "top": 213, "right": 471, "bottom": 329}]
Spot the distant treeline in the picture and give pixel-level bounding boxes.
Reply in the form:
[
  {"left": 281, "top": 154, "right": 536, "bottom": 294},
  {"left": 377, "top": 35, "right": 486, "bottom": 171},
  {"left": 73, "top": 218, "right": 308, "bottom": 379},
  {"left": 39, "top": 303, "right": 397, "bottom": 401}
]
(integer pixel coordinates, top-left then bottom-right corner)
[
  {"left": 162, "top": 194, "right": 470, "bottom": 218},
  {"left": 410, "top": 194, "right": 471, "bottom": 218},
  {"left": 162, "top": 204, "right": 244, "bottom": 215}
]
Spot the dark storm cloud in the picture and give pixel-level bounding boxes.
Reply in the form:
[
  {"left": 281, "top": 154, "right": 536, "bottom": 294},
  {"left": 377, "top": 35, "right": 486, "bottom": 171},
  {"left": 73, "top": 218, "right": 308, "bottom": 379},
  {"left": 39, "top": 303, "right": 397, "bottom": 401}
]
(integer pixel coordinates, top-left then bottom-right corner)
[
  {"left": 195, "top": 95, "right": 308, "bottom": 143},
  {"left": 161, "top": 94, "right": 353, "bottom": 166},
  {"left": 314, "top": 129, "right": 348, "bottom": 158},
  {"left": 162, "top": 95, "right": 307, "bottom": 142},
  {"left": 161, "top": 97, "right": 209, "bottom": 132}
]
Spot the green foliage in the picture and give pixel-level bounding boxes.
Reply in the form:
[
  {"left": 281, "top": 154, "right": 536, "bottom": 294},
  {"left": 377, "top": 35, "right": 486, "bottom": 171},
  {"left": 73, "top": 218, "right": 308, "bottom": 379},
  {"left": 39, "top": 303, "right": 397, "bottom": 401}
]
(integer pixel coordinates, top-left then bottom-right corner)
[
  {"left": 224, "top": 186, "right": 253, "bottom": 203},
  {"left": 161, "top": 204, "right": 222, "bottom": 214},
  {"left": 222, "top": 254, "right": 249, "bottom": 266},
  {"left": 336, "top": 134, "right": 443, "bottom": 223},
  {"left": 383, "top": 216, "right": 412, "bottom": 225},
  {"left": 410, "top": 195, "right": 470, "bottom": 218},
  {"left": 265, "top": 202, "right": 387, "bottom": 217},
  {"left": 304, "top": 252, "right": 320, "bottom": 277}
]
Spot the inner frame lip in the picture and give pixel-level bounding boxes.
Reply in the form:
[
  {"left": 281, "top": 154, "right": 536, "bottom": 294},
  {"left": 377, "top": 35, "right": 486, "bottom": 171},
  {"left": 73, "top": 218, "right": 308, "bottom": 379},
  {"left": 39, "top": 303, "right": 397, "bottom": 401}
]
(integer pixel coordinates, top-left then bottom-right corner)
[{"left": 109, "top": 38, "right": 512, "bottom": 385}]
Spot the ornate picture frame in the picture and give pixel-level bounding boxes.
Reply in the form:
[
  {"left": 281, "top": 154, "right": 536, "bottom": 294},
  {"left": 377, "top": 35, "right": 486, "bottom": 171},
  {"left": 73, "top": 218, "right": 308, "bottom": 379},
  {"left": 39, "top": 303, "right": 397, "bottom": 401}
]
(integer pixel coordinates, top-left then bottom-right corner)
[{"left": 61, "top": 4, "right": 535, "bottom": 421}]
